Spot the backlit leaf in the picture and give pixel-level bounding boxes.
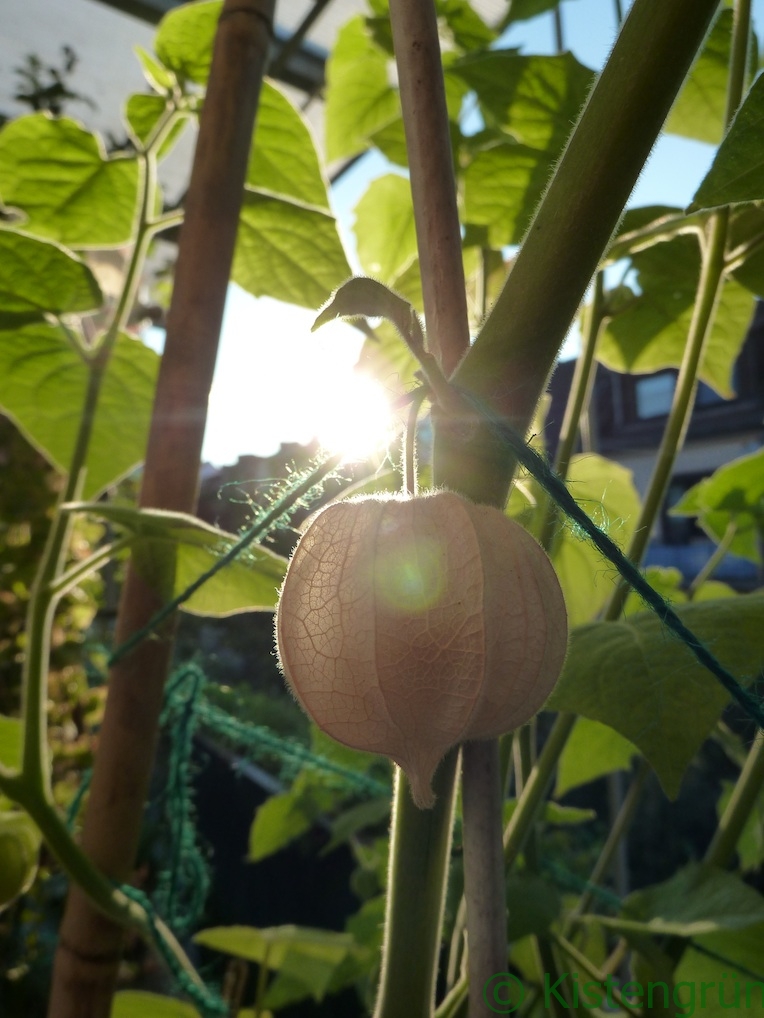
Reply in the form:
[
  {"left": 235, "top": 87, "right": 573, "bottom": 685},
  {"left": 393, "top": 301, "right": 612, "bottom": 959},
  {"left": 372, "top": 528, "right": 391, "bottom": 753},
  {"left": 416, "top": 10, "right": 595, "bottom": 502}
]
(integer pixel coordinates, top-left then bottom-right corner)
[
  {"left": 0, "top": 115, "right": 140, "bottom": 248},
  {"left": 0, "top": 325, "right": 158, "bottom": 498},
  {"left": 551, "top": 454, "right": 641, "bottom": 627},
  {"left": 555, "top": 717, "right": 639, "bottom": 796},
  {"left": 247, "top": 82, "right": 329, "bottom": 210},
  {"left": 154, "top": 0, "right": 221, "bottom": 86},
  {"left": 111, "top": 991, "right": 201, "bottom": 1018},
  {"left": 450, "top": 51, "right": 594, "bottom": 154},
  {"left": 666, "top": 9, "right": 754, "bottom": 144},
  {"left": 325, "top": 17, "right": 399, "bottom": 163},
  {"left": 233, "top": 192, "right": 351, "bottom": 309},
  {"left": 0, "top": 229, "right": 101, "bottom": 321},
  {"left": 671, "top": 448, "right": 764, "bottom": 564},
  {"left": 64, "top": 503, "right": 287, "bottom": 615},
  {"left": 598, "top": 234, "right": 755, "bottom": 397},
  {"left": 353, "top": 175, "right": 417, "bottom": 283},
  {"left": 463, "top": 140, "right": 554, "bottom": 246},
  {"left": 588, "top": 864, "right": 764, "bottom": 937}
]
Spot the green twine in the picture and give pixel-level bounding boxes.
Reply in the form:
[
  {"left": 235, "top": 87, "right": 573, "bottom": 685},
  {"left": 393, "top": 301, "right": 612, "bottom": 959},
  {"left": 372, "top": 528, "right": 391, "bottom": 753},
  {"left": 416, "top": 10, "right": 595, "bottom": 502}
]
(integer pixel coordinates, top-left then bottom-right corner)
[
  {"left": 108, "top": 452, "right": 343, "bottom": 668},
  {"left": 456, "top": 387, "right": 764, "bottom": 731},
  {"left": 155, "top": 663, "right": 211, "bottom": 937},
  {"left": 119, "top": 886, "right": 229, "bottom": 1017},
  {"left": 196, "top": 698, "right": 390, "bottom": 798}
]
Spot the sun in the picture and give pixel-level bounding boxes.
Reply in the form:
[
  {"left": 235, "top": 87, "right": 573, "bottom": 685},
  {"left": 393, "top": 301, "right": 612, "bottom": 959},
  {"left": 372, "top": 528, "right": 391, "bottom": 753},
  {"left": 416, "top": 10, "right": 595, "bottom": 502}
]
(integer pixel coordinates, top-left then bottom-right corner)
[{"left": 312, "top": 371, "right": 398, "bottom": 462}]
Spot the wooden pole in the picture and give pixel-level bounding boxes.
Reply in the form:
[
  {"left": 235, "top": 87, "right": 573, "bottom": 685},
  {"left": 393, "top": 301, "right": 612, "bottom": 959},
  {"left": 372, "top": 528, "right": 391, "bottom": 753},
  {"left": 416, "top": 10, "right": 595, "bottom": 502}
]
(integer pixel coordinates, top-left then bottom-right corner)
[{"left": 48, "top": 3, "right": 275, "bottom": 1015}]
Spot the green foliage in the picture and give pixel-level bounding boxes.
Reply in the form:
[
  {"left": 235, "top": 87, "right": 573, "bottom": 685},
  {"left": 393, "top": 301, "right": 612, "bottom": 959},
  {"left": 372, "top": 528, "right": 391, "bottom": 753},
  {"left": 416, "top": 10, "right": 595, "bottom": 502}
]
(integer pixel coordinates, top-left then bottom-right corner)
[
  {"left": 549, "top": 592, "right": 764, "bottom": 798},
  {"left": 0, "top": 116, "right": 141, "bottom": 247},
  {"left": 672, "top": 447, "right": 764, "bottom": 563},
  {"left": 0, "top": 326, "right": 159, "bottom": 499},
  {"left": 0, "top": 229, "right": 101, "bottom": 323},
  {"left": 555, "top": 717, "right": 638, "bottom": 796},
  {"left": 691, "top": 72, "right": 764, "bottom": 210},
  {"left": 598, "top": 232, "right": 754, "bottom": 396},
  {"left": 112, "top": 991, "right": 202, "bottom": 1018},
  {"left": 65, "top": 503, "right": 287, "bottom": 614}
]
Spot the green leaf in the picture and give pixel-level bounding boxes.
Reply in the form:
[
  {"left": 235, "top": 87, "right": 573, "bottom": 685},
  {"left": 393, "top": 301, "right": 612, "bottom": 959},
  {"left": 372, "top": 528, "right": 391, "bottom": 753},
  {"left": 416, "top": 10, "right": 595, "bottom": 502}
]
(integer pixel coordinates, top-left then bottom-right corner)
[
  {"left": 717, "top": 780, "right": 764, "bottom": 872},
  {"left": 501, "top": 0, "right": 574, "bottom": 25},
  {"left": 124, "top": 94, "right": 189, "bottom": 157},
  {"left": 624, "top": 566, "right": 687, "bottom": 618},
  {"left": 0, "top": 229, "right": 101, "bottom": 322},
  {"left": 64, "top": 503, "right": 287, "bottom": 615},
  {"left": 555, "top": 717, "right": 639, "bottom": 796},
  {"left": 551, "top": 453, "right": 641, "bottom": 627},
  {"left": 194, "top": 924, "right": 354, "bottom": 969},
  {"left": 325, "top": 17, "right": 400, "bottom": 163},
  {"left": 437, "top": 0, "right": 496, "bottom": 50},
  {"left": 589, "top": 864, "right": 764, "bottom": 937},
  {"left": 463, "top": 140, "right": 554, "bottom": 247},
  {"left": 134, "top": 46, "right": 178, "bottom": 94},
  {"left": 0, "top": 716, "right": 22, "bottom": 772},
  {"left": 671, "top": 448, "right": 764, "bottom": 563},
  {"left": 233, "top": 192, "right": 351, "bottom": 309},
  {"left": 451, "top": 51, "right": 594, "bottom": 154},
  {"left": 547, "top": 592, "right": 764, "bottom": 798},
  {"left": 248, "top": 790, "right": 313, "bottom": 862},
  {"left": 0, "top": 326, "right": 158, "bottom": 498},
  {"left": 313, "top": 277, "right": 422, "bottom": 349},
  {"left": 598, "top": 234, "right": 755, "bottom": 397},
  {"left": 353, "top": 175, "right": 417, "bottom": 283},
  {"left": 666, "top": 9, "right": 754, "bottom": 144},
  {"left": 154, "top": 0, "right": 221, "bottom": 86},
  {"left": 503, "top": 799, "right": 595, "bottom": 826},
  {"left": 676, "top": 925, "right": 764, "bottom": 1017},
  {"left": 727, "top": 204, "right": 764, "bottom": 298},
  {"left": 506, "top": 872, "right": 561, "bottom": 942},
  {"left": 246, "top": 82, "right": 329, "bottom": 210},
  {"left": 111, "top": 991, "right": 201, "bottom": 1018},
  {"left": 323, "top": 797, "right": 391, "bottom": 854},
  {"left": 0, "top": 115, "right": 140, "bottom": 248},
  {"left": 690, "top": 73, "right": 764, "bottom": 212}
]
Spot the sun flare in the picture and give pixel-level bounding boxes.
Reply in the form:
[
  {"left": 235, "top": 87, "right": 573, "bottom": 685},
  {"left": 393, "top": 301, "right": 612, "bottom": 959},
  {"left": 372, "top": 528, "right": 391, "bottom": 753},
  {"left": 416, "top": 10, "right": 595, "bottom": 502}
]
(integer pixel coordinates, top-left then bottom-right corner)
[{"left": 312, "top": 372, "right": 398, "bottom": 462}]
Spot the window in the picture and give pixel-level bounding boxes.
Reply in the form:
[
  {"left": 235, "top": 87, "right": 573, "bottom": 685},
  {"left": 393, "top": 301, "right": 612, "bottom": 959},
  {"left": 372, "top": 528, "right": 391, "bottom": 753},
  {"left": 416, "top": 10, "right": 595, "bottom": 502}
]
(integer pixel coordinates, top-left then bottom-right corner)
[{"left": 635, "top": 373, "right": 675, "bottom": 419}]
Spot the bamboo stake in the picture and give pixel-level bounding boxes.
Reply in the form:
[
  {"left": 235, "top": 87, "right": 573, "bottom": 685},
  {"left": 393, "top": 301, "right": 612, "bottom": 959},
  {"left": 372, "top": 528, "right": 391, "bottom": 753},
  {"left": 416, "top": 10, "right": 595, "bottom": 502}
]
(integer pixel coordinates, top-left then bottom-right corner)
[{"left": 48, "top": 4, "right": 274, "bottom": 1015}]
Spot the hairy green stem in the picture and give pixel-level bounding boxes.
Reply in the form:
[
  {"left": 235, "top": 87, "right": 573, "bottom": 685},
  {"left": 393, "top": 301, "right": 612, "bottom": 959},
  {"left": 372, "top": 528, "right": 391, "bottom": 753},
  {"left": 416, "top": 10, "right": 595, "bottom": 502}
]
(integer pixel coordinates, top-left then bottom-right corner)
[
  {"left": 552, "top": 932, "right": 642, "bottom": 1017},
  {"left": 565, "top": 758, "right": 650, "bottom": 931},
  {"left": 375, "top": 755, "right": 459, "bottom": 1018},
  {"left": 605, "top": 208, "right": 729, "bottom": 620},
  {"left": 687, "top": 521, "right": 737, "bottom": 598},
  {"left": 503, "top": 713, "right": 576, "bottom": 866},
  {"left": 47, "top": 538, "right": 131, "bottom": 600},
  {"left": 705, "top": 736, "right": 764, "bottom": 868},
  {"left": 18, "top": 106, "right": 172, "bottom": 796}
]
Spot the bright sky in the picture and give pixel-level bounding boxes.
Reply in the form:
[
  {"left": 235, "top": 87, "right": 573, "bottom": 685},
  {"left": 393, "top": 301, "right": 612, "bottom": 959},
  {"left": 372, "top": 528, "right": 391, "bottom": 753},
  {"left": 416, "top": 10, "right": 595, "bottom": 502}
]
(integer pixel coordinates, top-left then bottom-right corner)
[{"left": 199, "top": 0, "right": 764, "bottom": 466}]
